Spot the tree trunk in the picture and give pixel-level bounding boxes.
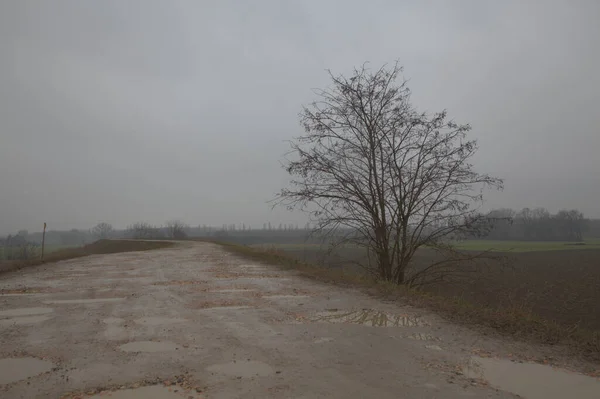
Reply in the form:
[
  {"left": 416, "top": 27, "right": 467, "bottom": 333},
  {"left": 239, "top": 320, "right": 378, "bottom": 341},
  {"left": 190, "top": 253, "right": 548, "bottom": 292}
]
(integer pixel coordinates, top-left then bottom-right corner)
[
  {"left": 378, "top": 250, "right": 392, "bottom": 281},
  {"left": 396, "top": 263, "right": 405, "bottom": 285}
]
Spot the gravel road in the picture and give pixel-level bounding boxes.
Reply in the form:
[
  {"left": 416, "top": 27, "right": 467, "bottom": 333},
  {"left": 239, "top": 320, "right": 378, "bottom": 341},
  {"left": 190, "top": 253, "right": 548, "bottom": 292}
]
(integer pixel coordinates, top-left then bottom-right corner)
[{"left": 1, "top": 242, "right": 598, "bottom": 398}]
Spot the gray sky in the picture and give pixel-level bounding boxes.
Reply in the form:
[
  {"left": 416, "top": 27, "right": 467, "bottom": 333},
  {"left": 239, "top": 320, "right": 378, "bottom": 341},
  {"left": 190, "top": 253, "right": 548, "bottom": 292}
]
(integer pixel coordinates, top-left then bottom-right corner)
[{"left": 1, "top": 0, "right": 599, "bottom": 233}]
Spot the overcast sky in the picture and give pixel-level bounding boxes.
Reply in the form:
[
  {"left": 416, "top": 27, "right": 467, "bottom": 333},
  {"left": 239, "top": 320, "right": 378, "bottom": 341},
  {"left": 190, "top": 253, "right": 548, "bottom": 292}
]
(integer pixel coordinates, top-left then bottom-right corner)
[{"left": 1, "top": 0, "right": 599, "bottom": 233}]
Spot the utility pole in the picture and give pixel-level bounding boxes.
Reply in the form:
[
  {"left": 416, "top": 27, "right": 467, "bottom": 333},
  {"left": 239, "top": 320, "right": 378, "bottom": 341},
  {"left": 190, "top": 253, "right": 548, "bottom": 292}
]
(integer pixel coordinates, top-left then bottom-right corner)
[{"left": 41, "top": 222, "right": 47, "bottom": 260}]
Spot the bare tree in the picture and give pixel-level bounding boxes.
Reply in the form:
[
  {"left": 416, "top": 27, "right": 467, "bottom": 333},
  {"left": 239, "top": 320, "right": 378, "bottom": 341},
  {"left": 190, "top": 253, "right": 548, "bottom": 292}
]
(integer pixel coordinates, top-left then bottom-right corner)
[
  {"left": 276, "top": 62, "right": 503, "bottom": 286},
  {"left": 165, "top": 220, "right": 188, "bottom": 239},
  {"left": 126, "top": 222, "right": 164, "bottom": 239},
  {"left": 91, "top": 222, "right": 114, "bottom": 239},
  {"left": 555, "top": 209, "right": 586, "bottom": 241}
]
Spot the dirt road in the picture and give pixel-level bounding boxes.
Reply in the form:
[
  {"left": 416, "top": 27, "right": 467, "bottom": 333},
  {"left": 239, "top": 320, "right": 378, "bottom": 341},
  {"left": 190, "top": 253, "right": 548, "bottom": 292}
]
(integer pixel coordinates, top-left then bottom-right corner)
[{"left": 1, "top": 242, "right": 598, "bottom": 398}]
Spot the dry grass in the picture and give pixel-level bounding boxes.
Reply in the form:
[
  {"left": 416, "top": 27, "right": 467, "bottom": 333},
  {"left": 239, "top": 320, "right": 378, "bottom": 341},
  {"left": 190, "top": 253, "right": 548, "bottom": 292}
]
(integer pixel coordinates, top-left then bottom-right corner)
[
  {"left": 216, "top": 241, "right": 600, "bottom": 362},
  {"left": 0, "top": 239, "right": 175, "bottom": 276}
]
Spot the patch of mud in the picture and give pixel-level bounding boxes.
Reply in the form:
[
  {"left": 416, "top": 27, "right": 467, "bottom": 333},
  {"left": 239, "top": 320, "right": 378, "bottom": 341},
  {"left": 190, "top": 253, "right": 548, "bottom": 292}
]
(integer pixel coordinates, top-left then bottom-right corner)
[
  {"left": 311, "top": 309, "right": 427, "bottom": 327},
  {"left": 61, "top": 374, "right": 203, "bottom": 399},
  {"left": 206, "top": 360, "right": 274, "bottom": 378},
  {"left": 0, "top": 287, "right": 56, "bottom": 295},
  {"left": 464, "top": 356, "right": 600, "bottom": 399},
  {"left": 106, "top": 270, "right": 141, "bottom": 275},
  {"left": 43, "top": 298, "right": 125, "bottom": 304},
  {"left": 0, "top": 307, "right": 54, "bottom": 318},
  {"left": 134, "top": 317, "right": 187, "bottom": 326},
  {"left": 118, "top": 341, "right": 180, "bottom": 353},
  {"left": 83, "top": 385, "right": 199, "bottom": 398},
  {"left": 0, "top": 357, "right": 54, "bottom": 384},
  {"left": 0, "top": 315, "right": 52, "bottom": 326}
]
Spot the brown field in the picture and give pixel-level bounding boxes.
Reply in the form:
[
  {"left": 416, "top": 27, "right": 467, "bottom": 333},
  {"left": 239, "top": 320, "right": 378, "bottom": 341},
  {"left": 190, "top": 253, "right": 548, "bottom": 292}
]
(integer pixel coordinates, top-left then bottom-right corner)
[
  {"left": 223, "top": 242, "right": 599, "bottom": 360},
  {"left": 275, "top": 245, "right": 600, "bottom": 332}
]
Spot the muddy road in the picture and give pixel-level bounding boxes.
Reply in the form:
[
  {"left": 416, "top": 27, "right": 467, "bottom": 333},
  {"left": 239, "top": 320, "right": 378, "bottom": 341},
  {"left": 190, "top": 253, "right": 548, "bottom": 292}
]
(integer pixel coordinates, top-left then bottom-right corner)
[{"left": 1, "top": 242, "right": 598, "bottom": 398}]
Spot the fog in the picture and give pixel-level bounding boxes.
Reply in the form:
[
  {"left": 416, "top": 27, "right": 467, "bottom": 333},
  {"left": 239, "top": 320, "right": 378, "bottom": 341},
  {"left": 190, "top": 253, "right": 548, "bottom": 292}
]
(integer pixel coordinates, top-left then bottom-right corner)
[{"left": 1, "top": 0, "right": 598, "bottom": 234}]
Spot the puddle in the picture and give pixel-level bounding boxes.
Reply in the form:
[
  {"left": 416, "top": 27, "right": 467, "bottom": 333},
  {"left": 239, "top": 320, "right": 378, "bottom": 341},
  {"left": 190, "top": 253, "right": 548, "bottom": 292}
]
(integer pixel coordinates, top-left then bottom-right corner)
[
  {"left": 464, "top": 356, "right": 600, "bottom": 399},
  {"left": 197, "top": 305, "right": 252, "bottom": 311},
  {"left": 313, "top": 337, "right": 334, "bottom": 344},
  {"left": 0, "top": 357, "right": 54, "bottom": 384},
  {"left": 134, "top": 317, "right": 188, "bottom": 326},
  {"left": 311, "top": 309, "right": 426, "bottom": 327},
  {"left": 407, "top": 333, "right": 439, "bottom": 341},
  {"left": 0, "top": 307, "right": 54, "bottom": 318},
  {"left": 206, "top": 360, "right": 274, "bottom": 378},
  {"left": 0, "top": 315, "right": 52, "bottom": 326},
  {"left": 43, "top": 298, "right": 125, "bottom": 304},
  {"left": 220, "top": 277, "right": 292, "bottom": 282},
  {"left": 256, "top": 277, "right": 288, "bottom": 282},
  {"left": 263, "top": 295, "right": 310, "bottom": 299},
  {"left": 153, "top": 280, "right": 206, "bottom": 287},
  {"left": 118, "top": 341, "right": 180, "bottom": 353},
  {"left": 239, "top": 265, "right": 267, "bottom": 269},
  {"left": 84, "top": 385, "right": 201, "bottom": 399},
  {"left": 209, "top": 289, "right": 255, "bottom": 293}
]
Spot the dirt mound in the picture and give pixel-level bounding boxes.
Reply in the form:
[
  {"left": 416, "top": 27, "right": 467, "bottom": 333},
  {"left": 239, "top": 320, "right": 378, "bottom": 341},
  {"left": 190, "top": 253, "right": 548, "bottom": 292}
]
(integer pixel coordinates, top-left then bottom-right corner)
[
  {"left": 82, "top": 239, "right": 174, "bottom": 254},
  {"left": 0, "top": 240, "right": 174, "bottom": 276}
]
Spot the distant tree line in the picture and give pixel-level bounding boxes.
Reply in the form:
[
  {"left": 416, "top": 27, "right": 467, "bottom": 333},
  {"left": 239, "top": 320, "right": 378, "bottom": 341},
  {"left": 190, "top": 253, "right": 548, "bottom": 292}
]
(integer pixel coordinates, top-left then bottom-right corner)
[
  {"left": 125, "top": 220, "right": 188, "bottom": 240},
  {"left": 0, "top": 231, "right": 40, "bottom": 260},
  {"left": 3, "top": 211, "right": 596, "bottom": 253},
  {"left": 484, "top": 208, "right": 591, "bottom": 241},
  {"left": 16, "top": 229, "right": 93, "bottom": 247}
]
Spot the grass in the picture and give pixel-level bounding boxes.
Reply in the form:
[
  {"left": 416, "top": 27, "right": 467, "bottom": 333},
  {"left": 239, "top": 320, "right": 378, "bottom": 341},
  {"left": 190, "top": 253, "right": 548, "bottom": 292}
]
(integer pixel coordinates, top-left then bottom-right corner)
[
  {"left": 0, "top": 239, "right": 175, "bottom": 276},
  {"left": 0, "top": 244, "right": 80, "bottom": 261},
  {"left": 43, "top": 244, "right": 81, "bottom": 253},
  {"left": 217, "top": 241, "right": 600, "bottom": 362}
]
